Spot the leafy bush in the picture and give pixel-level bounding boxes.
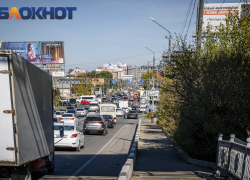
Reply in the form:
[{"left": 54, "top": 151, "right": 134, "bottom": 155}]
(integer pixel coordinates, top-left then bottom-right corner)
[{"left": 157, "top": 5, "right": 250, "bottom": 161}]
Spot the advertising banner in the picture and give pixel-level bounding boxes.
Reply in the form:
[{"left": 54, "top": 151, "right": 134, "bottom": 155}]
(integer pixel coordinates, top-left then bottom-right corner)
[
  {"left": 203, "top": 3, "right": 250, "bottom": 32},
  {"left": 40, "top": 42, "right": 64, "bottom": 64},
  {"left": 2, "top": 42, "right": 39, "bottom": 63},
  {"left": 1, "top": 41, "right": 64, "bottom": 64},
  {"left": 52, "top": 71, "right": 65, "bottom": 77},
  {"left": 92, "top": 78, "right": 104, "bottom": 85}
]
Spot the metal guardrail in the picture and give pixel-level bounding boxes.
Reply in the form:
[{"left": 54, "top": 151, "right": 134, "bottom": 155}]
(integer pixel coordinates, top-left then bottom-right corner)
[{"left": 215, "top": 133, "right": 250, "bottom": 179}]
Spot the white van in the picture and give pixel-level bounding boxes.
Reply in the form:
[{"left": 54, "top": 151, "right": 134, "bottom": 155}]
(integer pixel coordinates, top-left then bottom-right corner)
[
  {"left": 99, "top": 104, "right": 117, "bottom": 125},
  {"left": 76, "top": 95, "right": 96, "bottom": 103}
]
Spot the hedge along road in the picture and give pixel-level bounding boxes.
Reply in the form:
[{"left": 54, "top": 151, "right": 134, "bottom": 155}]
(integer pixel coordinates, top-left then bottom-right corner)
[{"left": 32, "top": 115, "right": 139, "bottom": 180}]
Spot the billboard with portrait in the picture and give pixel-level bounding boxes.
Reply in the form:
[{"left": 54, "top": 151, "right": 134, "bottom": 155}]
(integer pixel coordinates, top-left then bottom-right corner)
[
  {"left": 2, "top": 42, "right": 39, "bottom": 63},
  {"left": 1, "top": 41, "right": 65, "bottom": 64}
]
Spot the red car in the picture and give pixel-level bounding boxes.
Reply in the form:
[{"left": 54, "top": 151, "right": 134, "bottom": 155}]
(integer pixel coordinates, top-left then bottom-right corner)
[{"left": 81, "top": 100, "right": 90, "bottom": 105}]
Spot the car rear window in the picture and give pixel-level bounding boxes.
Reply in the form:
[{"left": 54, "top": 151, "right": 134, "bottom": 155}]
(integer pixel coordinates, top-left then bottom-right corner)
[
  {"left": 129, "top": 110, "right": 136, "bottom": 113},
  {"left": 77, "top": 109, "right": 84, "bottom": 111},
  {"left": 62, "top": 114, "right": 73, "bottom": 117},
  {"left": 90, "top": 104, "right": 98, "bottom": 106},
  {"left": 85, "top": 117, "right": 102, "bottom": 121},
  {"left": 67, "top": 106, "right": 74, "bottom": 109},
  {"left": 88, "top": 109, "right": 97, "bottom": 112},
  {"left": 102, "top": 115, "right": 112, "bottom": 119},
  {"left": 56, "top": 112, "right": 64, "bottom": 115},
  {"left": 116, "top": 109, "right": 121, "bottom": 111},
  {"left": 54, "top": 125, "right": 74, "bottom": 131},
  {"left": 67, "top": 110, "right": 75, "bottom": 113}
]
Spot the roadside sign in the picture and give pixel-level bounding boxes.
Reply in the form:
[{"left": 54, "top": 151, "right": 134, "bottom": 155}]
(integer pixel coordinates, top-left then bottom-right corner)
[
  {"left": 140, "top": 90, "right": 147, "bottom": 98},
  {"left": 140, "top": 98, "right": 146, "bottom": 104}
]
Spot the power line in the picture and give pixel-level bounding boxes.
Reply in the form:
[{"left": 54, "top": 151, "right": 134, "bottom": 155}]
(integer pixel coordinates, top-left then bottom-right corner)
[
  {"left": 180, "top": 0, "right": 194, "bottom": 37},
  {"left": 185, "top": 0, "right": 197, "bottom": 38}
]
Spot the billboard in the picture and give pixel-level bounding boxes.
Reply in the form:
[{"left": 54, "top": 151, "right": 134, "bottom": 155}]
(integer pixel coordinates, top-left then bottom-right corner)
[
  {"left": 2, "top": 42, "right": 39, "bottom": 63},
  {"left": 52, "top": 71, "right": 65, "bottom": 77},
  {"left": 92, "top": 78, "right": 104, "bottom": 85},
  {"left": 1, "top": 41, "right": 64, "bottom": 64},
  {"left": 40, "top": 42, "right": 64, "bottom": 64},
  {"left": 202, "top": 3, "right": 249, "bottom": 32}
]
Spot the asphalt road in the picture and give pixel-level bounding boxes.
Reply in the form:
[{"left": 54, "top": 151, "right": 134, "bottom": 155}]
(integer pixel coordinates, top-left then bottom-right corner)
[{"left": 33, "top": 103, "right": 139, "bottom": 180}]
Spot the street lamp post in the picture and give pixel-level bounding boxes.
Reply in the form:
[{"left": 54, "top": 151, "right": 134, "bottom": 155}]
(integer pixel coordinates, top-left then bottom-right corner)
[
  {"left": 144, "top": 45, "right": 155, "bottom": 112},
  {"left": 150, "top": 17, "right": 172, "bottom": 71}
]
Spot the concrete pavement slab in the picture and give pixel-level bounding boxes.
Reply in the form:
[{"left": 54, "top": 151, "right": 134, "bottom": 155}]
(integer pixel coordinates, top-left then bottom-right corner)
[{"left": 132, "top": 124, "right": 218, "bottom": 180}]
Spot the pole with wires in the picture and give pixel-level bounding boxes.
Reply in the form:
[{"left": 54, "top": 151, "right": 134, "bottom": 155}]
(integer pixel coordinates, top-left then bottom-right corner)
[{"left": 197, "top": 0, "right": 204, "bottom": 53}]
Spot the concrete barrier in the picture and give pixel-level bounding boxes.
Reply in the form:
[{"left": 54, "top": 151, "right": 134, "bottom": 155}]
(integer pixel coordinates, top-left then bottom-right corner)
[{"left": 118, "top": 118, "right": 141, "bottom": 180}]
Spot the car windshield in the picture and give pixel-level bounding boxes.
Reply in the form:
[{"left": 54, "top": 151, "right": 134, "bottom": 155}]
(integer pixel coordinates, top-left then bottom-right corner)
[
  {"left": 56, "top": 112, "right": 63, "bottom": 115},
  {"left": 85, "top": 117, "right": 102, "bottom": 121},
  {"left": 67, "top": 107, "right": 74, "bottom": 109},
  {"left": 84, "top": 107, "right": 89, "bottom": 110},
  {"left": 62, "top": 114, "right": 73, "bottom": 117},
  {"left": 54, "top": 125, "right": 74, "bottom": 131},
  {"left": 77, "top": 109, "right": 84, "bottom": 111},
  {"left": 102, "top": 115, "right": 112, "bottom": 119}
]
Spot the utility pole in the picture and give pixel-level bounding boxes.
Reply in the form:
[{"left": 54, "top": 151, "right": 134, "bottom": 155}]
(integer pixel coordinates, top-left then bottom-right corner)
[{"left": 197, "top": 0, "right": 204, "bottom": 52}]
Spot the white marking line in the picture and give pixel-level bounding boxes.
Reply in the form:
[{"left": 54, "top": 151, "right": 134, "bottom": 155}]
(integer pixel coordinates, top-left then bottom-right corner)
[{"left": 68, "top": 124, "right": 127, "bottom": 179}]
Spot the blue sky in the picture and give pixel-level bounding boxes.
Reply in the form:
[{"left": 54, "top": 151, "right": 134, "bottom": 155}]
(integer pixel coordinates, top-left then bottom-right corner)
[{"left": 0, "top": 0, "right": 239, "bottom": 71}]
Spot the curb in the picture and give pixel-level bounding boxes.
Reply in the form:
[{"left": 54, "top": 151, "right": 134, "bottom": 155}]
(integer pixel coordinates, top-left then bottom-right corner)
[
  {"left": 163, "top": 127, "right": 216, "bottom": 169},
  {"left": 118, "top": 118, "right": 141, "bottom": 180}
]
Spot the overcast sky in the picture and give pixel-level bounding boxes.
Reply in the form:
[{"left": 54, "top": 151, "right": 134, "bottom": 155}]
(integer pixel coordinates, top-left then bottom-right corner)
[{"left": 0, "top": 0, "right": 240, "bottom": 71}]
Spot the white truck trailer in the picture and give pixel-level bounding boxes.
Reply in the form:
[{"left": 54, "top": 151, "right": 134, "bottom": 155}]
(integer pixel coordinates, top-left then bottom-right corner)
[
  {"left": 119, "top": 100, "right": 128, "bottom": 108},
  {"left": 0, "top": 50, "right": 54, "bottom": 179}
]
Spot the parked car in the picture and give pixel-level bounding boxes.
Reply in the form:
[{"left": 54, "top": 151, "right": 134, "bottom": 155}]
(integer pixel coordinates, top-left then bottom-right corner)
[
  {"left": 54, "top": 123, "right": 85, "bottom": 151},
  {"left": 59, "top": 113, "right": 78, "bottom": 124},
  {"left": 87, "top": 108, "right": 98, "bottom": 116},
  {"left": 116, "top": 108, "right": 124, "bottom": 116},
  {"left": 102, "top": 115, "right": 114, "bottom": 128},
  {"left": 127, "top": 110, "right": 138, "bottom": 119},
  {"left": 76, "top": 108, "right": 87, "bottom": 117},
  {"left": 83, "top": 115, "right": 108, "bottom": 135},
  {"left": 81, "top": 100, "right": 90, "bottom": 105},
  {"left": 102, "top": 97, "right": 107, "bottom": 102}
]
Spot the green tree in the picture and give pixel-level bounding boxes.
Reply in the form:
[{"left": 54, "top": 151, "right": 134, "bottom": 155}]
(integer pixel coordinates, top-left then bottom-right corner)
[
  {"left": 157, "top": 4, "right": 250, "bottom": 161},
  {"left": 53, "top": 88, "right": 61, "bottom": 107}
]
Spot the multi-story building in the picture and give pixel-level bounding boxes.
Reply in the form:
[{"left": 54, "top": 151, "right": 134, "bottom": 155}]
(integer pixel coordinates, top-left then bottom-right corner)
[{"left": 103, "top": 63, "right": 127, "bottom": 79}]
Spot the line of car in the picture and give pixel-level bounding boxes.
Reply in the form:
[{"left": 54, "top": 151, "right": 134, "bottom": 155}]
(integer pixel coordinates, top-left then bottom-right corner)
[{"left": 53, "top": 102, "right": 117, "bottom": 151}]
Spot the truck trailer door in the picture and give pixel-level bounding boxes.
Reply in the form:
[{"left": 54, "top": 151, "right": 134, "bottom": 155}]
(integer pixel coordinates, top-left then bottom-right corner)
[{"left": 0, "top": 56, "right": 16, "bottom": 163}]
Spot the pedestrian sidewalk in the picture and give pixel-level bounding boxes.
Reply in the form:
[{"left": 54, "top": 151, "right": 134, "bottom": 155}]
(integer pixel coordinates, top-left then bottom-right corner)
[{"left": 131, "top": 121, "right": 217, "bottom": 180}]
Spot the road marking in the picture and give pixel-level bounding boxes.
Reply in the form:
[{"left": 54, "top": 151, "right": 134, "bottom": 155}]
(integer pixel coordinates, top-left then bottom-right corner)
[{"left": 68, "top": 124, "right": 127, "bottom": 179}]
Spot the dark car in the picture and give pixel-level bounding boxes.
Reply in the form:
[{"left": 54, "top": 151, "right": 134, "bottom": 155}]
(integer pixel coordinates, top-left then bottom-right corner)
[
  {"left": 83, "top": 115, "right": 108, "bottom": 135},
  {"left": 68, "top": 98, "right": 77, "bottom": 107},
  {"left": 102, "top": 115, "right": 114, "bottom": 128},
  {"left": 127, "top": 110, "right": 138, "bottom": 119}
]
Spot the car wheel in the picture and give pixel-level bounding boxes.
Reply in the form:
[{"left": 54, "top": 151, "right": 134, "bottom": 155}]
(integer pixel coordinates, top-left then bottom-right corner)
[
  {"left": 76, "top": 141, "right": 81, "bottom": 151},
  {"left": 103, "top": 131, "right": 106, "bottom": 136}
]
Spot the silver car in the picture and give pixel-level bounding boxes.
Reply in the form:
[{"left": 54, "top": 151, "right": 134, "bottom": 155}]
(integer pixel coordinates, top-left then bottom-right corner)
[
  {"left": 83, "top": 115, "right": 108, "bottom": 135},
  {"left": 87, "top": 108, "right": 98, "bottom": 116},
  {"left": 76, "top": 108, "right": 87, "bottom": 117}
]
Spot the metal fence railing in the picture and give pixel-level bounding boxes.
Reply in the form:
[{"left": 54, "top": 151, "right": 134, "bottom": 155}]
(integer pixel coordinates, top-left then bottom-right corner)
[{"left": 215, "top": 133, "right": 250, "bottom": 179}]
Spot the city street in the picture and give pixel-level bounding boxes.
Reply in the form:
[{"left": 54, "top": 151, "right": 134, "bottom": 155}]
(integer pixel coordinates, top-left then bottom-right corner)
[{"left": 32, "top": 106, "right": 139, "bottom": 180}]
